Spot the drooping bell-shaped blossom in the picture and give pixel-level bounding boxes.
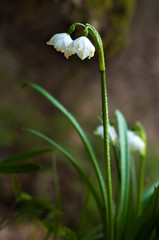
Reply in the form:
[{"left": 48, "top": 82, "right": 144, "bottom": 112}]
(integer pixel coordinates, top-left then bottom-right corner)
[
  {"left": 68, "top": 36, "right": 95, "bottom": 60},
  {"left": 127, "top": 130, "right": 145, "bottom": 154},
  {"left": 47, "top": 33, "right": 73, "bottom": 54},
  {"left": 94, "top": 125, "right": 117, "bottom": 144}
]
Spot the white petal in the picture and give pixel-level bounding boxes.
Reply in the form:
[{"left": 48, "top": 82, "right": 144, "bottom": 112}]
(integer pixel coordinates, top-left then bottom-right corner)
[
  {"left": 71, "top": 36, "right": 95, "bottom": 60},
  {"left": 109, "top": 125, "right": 117, "bottom": 143},
  {"left": 47, "top": 33, "right": 73, "bottom": 53},
  {"left": 77, "top": 50, "right": 89, "bottom": 60},
  {"left": 94, "top": 125, "right": 117, "bottom": 144},
  {"left": 94, "top": 125, "right": 104, "bottom": 138},
  {"left": 127, "top": 130, "right": 145, "bottom": 154}
]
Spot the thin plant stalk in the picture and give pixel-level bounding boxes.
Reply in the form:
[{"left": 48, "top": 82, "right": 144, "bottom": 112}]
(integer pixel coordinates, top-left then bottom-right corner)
[
  {"left": 131, "top": 156, "right": 137, "bottom": 208},
  {"left": 86, "top": 23, "right": 114, "bottom": 240},
  {"left": 137, "top": 154, "right": 146, "bottom": 216}
]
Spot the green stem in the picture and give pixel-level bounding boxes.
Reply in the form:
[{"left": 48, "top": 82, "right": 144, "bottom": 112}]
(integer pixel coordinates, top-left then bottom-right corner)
[
  {"left": 74, "top": 22, "right": 86, "bottom": 28},
  {"left": 137, "top": 154, "right": 146, "bottom": 216},
  {"left": 101, "top": 70, "right": 114, "bottom": 240},
  {"left": 131, "top": 156, "right": 137, "bottom": 208},
  {"left": 86, "top": 23, "right": 114, "bottom": 240},
  {"left": 130, "top": 155, "right": 138, "bottom": 221}
]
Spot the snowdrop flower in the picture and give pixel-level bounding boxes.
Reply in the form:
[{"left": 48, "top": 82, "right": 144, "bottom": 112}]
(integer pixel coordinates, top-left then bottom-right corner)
[
  {"left": 94, "top": 126, "right": 145, "bottom": 154},
  {"left": 68, "top": 36, "right": 95, "bottom": 60},
  {"left": 47, "top": 33, "right": 73, "bottom": 54},
  {"left": 127, "top": 130, "right": 145, "bottom": 154},
  {"left": 109, "top": 125, "right": 118, "bottom": 144},
  {"left": 94, "top": 125, "right": 117, "bottom": 144},
  {"left": 94, "top": 125, "right": 104, "bottom": 138}
]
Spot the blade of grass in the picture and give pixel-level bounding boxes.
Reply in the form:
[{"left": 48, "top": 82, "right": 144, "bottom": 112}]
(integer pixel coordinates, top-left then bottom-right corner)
[
  {"left": 0, "top": 149, "right": 53, "bottom": 164},
  {"left": 81, "top": 224, "right": 103, "bottom": 240},
  {"left": 0, "top": 163, "right": 41, "bottom": 173},
  {"left": 131, "top": 156, "right": 137, "bottom": 209},
  {"left": 142, "top": 182, "right": 159, "bottom": 207},
  {"left": 23, "top": 127, "right": 104, "bottom": 223},
  {"left": 115, "top": 110, "right": 130, "bottom": 240},
  {"left": 134, "top": 122, "right": 147, "bottom": 216},
  {"left": 128, "top": 186, "right": 159, "bottom": 240},
  {"left": 24, "top": 82, "right": 108, "bottom": 228},
  {"left": 12, "top": 174, "right": 22, "bottom": 200}
]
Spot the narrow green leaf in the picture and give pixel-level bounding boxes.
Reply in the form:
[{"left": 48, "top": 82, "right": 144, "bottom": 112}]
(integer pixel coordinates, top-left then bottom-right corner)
[
  {"left": 23, "top": 127, "right": 103, "bottom": 222},
  {"left": 133, "top": 121, "right": 147, "bottom": 144},
  {"left": 128, "top": 186, "right": 159, "bottom": 240},
  {"left": 115, "top": 110, "right": 130, "bottom": 240},
  {"left": 0, "top": 163, "right": 41, "bottom": 173},
  {"left": 64, "top": 227, "right": 77, "bottom": 240},
  {"left": 0, "top": 148, "right": 53, "bottom": 164},
  {"left": 19, "top": 192, "right": 62, "bottom": 215},
  {"left": 12, "top": 174, "right": 22, "bottom": 200},
  {"left": 25, "top": 83, "right": 108, "bottom": 222},
  {"left": 81, "top": 224, "right": 103, "bottom": 240},
  {"left": 142, "top": 182, "right": 159, "bottom": 207},
  {"left": 25, "top": 83, "right": 97, "bottom": 164}
]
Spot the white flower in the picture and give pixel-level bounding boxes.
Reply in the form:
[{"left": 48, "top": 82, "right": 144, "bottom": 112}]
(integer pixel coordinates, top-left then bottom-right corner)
[
  {"left": 94, "top": 125, "right": 104, "bottom": 138},
  {"left": 68, "top": 36, "right": 95, "bottom": 60},
  {"left": 127, "top": 130, "right": 145, "bottom": 154},
  {"left": 94, "top": 125, "right": 117, "bottom": 144},
  {"left": 47, "top": 33, "right": 73, "bottom": 54},
  {"left": 109, "top": 125, "right": 118, "bottom": 144},
  {"left": 94, "top": 126, "right": 145, "bottom": 154}
]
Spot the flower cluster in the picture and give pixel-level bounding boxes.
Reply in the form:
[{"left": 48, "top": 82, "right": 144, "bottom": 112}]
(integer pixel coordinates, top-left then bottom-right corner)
[
  {"left": 47, "top": 33, "right": 95, "bottom": 60},
  {"left": 94, "top": 125, "right": 145, "bottom": 154}
]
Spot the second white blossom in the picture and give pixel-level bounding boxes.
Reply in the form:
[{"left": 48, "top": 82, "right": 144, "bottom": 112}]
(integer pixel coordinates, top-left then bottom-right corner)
[{"left": 68, "top": 36, "right": 95, "bottom": 60}]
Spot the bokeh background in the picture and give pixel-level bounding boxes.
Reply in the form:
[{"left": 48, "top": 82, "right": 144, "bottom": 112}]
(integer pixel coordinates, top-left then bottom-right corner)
[{"left": 0, "top": 0, "right": 159, "bottom": 238}]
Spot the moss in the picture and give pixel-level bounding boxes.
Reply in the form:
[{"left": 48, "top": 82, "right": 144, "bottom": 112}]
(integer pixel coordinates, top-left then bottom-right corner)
[
  {"left": 85, "top": 0, "right": 136, "bottom": 58},
  {"left": 105, "top": 0, "right": 136, "bottom": 57},
  {"left": 85, "top": 0, "right": 113, "bottom": 18}
]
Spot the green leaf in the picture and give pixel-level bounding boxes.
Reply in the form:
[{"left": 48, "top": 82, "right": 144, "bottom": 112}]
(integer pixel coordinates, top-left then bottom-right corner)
[
  {"left": 81, "top": 224, "right": 103, "bottom": 240},
  {"left": 64, "top": 227, "right": 77, "bottom": 240},
  {"left": 12, "top": 174, "right": 22, "bottom": 200},
  {"left": 24, "top": 83, "right": 96, "bottom": 164},
  {"left": 0, "top": 163, "right": 41, "bottom": 173},
  {"left": 0, "top": 148, "right": 53, "bottom": 164},
  {"left": 142, "top": 182, "right": 159, "bottom": 207},
  {"left": 115, "top": 110, "right": 130, "bottom": 240},
  {"left": 23, "top": 127, "right": 103, "bottom": 220},
  {"left": 133, "top": 121, "right": 147, "bottom": 144},
  {"left": 19, "top": 192, "right": 62, "bottom": 215},
  {"left": 128, "top": 186, "right": 159, "bottom": 240},
  {"left": 25, "top": 83, "right": 107, "bottom": 219}
]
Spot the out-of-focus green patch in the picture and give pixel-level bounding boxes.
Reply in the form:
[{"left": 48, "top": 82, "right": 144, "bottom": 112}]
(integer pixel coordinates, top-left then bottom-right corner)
[
  {"left": 86, "top": 0, "right": 112, "bottom": 17},
  {"left": 145, "top": 143, "right": 159, "bottom": 188},
  {"left": 85, "top": 0, "right": 135, "bottom": 58},
  {"left": 105, "top": 0, "right": 136, "bottom": 57}
]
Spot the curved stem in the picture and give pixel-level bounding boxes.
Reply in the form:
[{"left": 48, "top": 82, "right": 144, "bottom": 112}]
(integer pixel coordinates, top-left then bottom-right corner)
[
  {"left": 86, "top": 23, "right": 114, "bottom": 240},
  {"left": 74, "top": 22, "right": 86, "bottom": 28}
]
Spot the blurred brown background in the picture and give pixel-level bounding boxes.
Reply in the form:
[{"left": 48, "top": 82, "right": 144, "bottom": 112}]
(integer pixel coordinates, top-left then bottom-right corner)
[{"left": 0, "top": 0, "right": 159, "bottom": 238}]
